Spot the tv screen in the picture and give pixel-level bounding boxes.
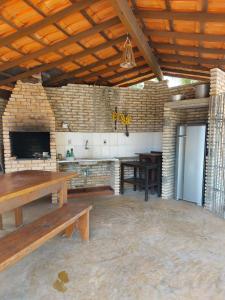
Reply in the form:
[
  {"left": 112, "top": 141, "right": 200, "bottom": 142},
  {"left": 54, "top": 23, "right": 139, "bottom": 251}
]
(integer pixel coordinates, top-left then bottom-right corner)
[{"left": 10, "top": 131, "right": 50, "bottom": 159}]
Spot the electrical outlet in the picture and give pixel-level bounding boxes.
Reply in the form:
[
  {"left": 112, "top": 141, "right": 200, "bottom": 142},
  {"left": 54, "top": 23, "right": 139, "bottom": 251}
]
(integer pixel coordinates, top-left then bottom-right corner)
[{"left": 68, "top": 139, "right": 72, "bottom": 145}]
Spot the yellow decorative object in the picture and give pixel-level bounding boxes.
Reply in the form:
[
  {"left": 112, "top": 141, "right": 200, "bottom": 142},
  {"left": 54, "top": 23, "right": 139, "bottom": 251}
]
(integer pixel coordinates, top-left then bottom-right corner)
[
  {"left": 119, "top": 113, "right": 132, "bottom": 125},
  {"left": 112, "top": 111, "right": 118, "bottom": 121}
]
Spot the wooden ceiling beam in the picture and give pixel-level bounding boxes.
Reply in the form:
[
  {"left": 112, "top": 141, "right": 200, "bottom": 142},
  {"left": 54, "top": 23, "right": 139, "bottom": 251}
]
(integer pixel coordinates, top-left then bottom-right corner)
[
  {"left": 65, "top": 55, "right": 144, "bottom": 85},
  {"left": 115, "top": 70, "right": 155, "bottom": 86},
  {"left": 0, "top": 0, "right": 99, "bottom": 47},
  {"left": 153, "top": 42, "right": 225, "bottom": 55},
  {"left": 159, "top": 61, "right": 211, "bottom": 73},
  {"left": 162, "top": 68, "right": 210, "bottom": 79},
  {"left": 137, "top": 10, "right": 225, "bottom": 22},
  {"left": 106, "top": 64, "right": 150, "bottom": 82},
  {"left": 110, "top": 0, "right": 163, "bottom": 80},
  {"left": 0, "top": 35, "right": 127, "bottom": 86},
  {"left": 0, "top": 17, "right": 120, "bottom": 73},
  {"left": 160, "top": 53, "right": 225, "bottom": 65},
  {"left": 46, "top": 52, "right": 125, "bottom": 85},
  {"left": 163, "top": 71, "right": 209, "bottom": 81},
  {"left": 120, "top": 74, "right": 156, "bottom": 87},
  {"left": 145, "top": 29, "right": 225, "bottom": 42},
  {"left": 0, "top": 85, "right": 13, "bottom": 91}
]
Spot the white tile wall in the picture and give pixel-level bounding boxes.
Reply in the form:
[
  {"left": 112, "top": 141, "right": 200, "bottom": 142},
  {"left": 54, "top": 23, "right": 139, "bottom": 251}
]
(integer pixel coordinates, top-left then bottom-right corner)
[{"left": 56, "top": 132, "right": 162, "bottom": 159}]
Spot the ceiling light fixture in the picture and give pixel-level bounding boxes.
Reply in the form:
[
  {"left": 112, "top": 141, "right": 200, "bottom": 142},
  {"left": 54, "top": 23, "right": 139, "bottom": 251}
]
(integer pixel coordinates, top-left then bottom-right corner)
[{"left": 120, "top": 35, "right": 136, "bottom": 69}]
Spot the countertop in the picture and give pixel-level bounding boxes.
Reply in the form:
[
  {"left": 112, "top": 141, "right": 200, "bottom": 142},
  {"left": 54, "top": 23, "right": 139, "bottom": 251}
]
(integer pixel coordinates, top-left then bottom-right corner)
[
  {"left": 57, "top": 158, "right": 119, "bottom": 163},
  {"left": 57, "top": 156, "right": 138, "bottom": 163}
]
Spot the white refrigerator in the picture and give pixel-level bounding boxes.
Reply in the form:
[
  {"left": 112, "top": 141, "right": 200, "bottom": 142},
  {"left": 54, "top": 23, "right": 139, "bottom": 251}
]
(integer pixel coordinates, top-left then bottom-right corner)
[{"left": 175, "top": 124, "right": 206, "bottom": 206}]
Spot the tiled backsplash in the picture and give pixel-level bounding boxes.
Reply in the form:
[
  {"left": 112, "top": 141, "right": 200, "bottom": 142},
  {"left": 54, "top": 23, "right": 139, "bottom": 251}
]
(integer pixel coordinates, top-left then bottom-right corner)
[{"left": 56, "top": 132, "right": 162, "bottom": 159}]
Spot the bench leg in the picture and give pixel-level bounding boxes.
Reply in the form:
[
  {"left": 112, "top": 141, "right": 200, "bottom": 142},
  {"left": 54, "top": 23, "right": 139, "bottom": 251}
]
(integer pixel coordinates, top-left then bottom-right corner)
[
  {"left": 0, "top": 214, "right": 2, "bottom": 230},
  {"left": 58, "top": 183, "right": 67, "bottom": 207},
  {"left": 14, "top": 207, "right": 23, "bottom": 227},
  {"left": 77, "top": 211, "right": 89, "bottom": 241},
  {"left": 65, "top": 223, "right": 75, "bottom": 238}
]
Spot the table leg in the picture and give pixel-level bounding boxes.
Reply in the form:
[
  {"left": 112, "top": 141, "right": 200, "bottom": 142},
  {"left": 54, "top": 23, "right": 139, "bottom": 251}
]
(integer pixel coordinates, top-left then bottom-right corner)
[
  {"left": 14, "top": 207, "right": 23, "bottom": 227},
  {"left": 0, "top": 214, "right": 2, "bottom": 230},
  {"left": 145, "top": 168, "right": 149, "bottom": 201},
  {"left": 134, "top": 166, "right": 137, "bottom": 191},
  {"left": 58, "top": 182, "right": 67, "bottom": 207},
  {"left": 150, "top": 158, "right": 156, "bottom": 194},
  {"left": 157, "top": 165, "right": 161, "bottom": 197},
  {"left": 120, "top": 164, "right": 124, "bottom": 194}
]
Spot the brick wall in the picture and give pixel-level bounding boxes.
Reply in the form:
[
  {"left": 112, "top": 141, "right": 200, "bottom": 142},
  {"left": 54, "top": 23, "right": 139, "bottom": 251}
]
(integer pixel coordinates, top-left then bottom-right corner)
[
  {"left": 59, "top": 161, "right": 113, "bottom": 189},
  {"left": 162, "top": 84, "right": 209, "bottom": 200},
  {"left": 0, "top": 98, "right": 7, "bottom": 169},
  {"left": 3, "top": 81, "right": 57, "bottom": 174},
  {"left": 210, "top": 68, "right": 225, "bottom": 96},
  {"left": 205, "top": 68, "right": 225, "bottom": 215},
  {"left": 46, "top": 80, "right": 170, "bottom": 133}
]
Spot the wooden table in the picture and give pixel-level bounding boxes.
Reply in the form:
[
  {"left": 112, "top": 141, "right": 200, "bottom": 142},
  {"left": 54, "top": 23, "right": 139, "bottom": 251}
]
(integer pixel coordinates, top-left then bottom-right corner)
[
  {"left": 120, "top": 161, "right": 161, "bottom": 201},
  {"left": 0, "top": 170, "right": 76, "bottom": 229},
  {"left": 138, "top": 152, "right": 162, "bottom": 193}
]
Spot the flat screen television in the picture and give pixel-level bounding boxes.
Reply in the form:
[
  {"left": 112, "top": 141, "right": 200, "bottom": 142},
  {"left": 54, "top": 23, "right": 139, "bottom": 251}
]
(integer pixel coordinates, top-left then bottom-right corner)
[{"left": 10, "top": 131, "right": 50, "bottom": 159}]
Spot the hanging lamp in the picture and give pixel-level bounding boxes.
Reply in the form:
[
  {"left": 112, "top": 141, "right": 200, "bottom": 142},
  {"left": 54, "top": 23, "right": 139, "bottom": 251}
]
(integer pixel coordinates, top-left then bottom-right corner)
[{"left": 120, "top": 35, "right": 136, "bottom": 69}]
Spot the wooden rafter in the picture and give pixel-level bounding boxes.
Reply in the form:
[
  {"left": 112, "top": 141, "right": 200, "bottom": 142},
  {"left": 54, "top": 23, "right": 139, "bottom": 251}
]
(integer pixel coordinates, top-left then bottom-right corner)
[
  {"left": 153, "top": 43, "right": 225, "bottom": 55},
  {"left": 0, "top": 17, "right": 120, "bottom": 72},
  {"left": 162, "top": 68, "right": 210, "bottom": 79},
  {"left": 66, "top": 55, "right": 145, "bottom": 85},
  {"left": 0, "top": 35, "right": 127, "bottom": 86},
  {"left": 115, "top": 70, "right": 155, "bottom": 86},
  {"left": 46, "top": 52, "right": 125, "bottom": 85},
  {"left": 159, "top": 62, "right": 211, "bottom": 74},
  {"left": 0, "top": 0, "right": 99, "bottom": 47},
  {"left": 137, "top": 10, "right": 225, "bottom": 22},
  {"left": 145, "top": 29, "right": 225, "bottom": 42},
  {"left": 107, "top": 64, "right": 150, "bottom": 82},
  {"left": 121, "top": 74, "right": 156, "bottom": 87},
  {"left": 110, "top": 0, "right": 163, "bottom": 80},
  {"left": 22, "top": 0, "right": 96, "bottom": 72},
  {"left": 160, "top": 54, "right": 225, "bottom": 65},
  {"left": 163, "top": 72, "right": 209, "bottom": 81}
]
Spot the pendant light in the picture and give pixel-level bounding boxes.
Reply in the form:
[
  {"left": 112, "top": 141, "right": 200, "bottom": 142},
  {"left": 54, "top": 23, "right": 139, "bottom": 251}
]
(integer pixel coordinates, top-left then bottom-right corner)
[{"left": 120, "top": 35, "right": 136, "bottom": 69}]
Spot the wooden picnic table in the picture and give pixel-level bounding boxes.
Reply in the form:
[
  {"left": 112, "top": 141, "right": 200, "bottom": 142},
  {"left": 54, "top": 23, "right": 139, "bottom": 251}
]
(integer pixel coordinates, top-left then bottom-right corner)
[{"left": 0, "top": 170, "right": 76, "bottom": 229}]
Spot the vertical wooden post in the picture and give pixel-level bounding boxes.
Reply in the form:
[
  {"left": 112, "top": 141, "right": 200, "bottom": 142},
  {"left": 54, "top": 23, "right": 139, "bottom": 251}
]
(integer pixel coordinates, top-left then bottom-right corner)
[
  {"left": 0, "top": 214, "right": 3, "bottom": 230},
  {"left": 14, "top": 207, "right": 23, "bottom": 227},
  {"left": 77, "top": 211, "right": 89, "bottom": 241},
  {"left": 58, "top": 182, "right": 67, "bottom": 207}
]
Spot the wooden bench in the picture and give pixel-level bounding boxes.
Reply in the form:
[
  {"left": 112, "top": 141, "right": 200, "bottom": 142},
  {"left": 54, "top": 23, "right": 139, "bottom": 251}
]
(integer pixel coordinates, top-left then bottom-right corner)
[{"left": 0, "top": 202, "right": 92, "bottom": 272}]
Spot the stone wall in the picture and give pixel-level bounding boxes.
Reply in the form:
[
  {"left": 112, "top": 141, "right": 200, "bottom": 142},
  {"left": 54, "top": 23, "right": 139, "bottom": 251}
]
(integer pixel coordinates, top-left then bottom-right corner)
[{"left": 3, "top": 81, "right": 57, "bottom": 174}]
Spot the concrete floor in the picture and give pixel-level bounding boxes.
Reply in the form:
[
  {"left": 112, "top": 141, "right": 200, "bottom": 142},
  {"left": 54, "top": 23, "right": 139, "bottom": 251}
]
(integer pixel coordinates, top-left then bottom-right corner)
[{"left": 1, "top": 192, "right": 225, "bottom": 300}]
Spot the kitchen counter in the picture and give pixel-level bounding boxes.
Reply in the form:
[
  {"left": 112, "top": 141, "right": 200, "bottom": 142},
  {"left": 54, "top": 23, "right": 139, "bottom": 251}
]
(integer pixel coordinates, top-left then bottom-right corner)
[
  {"left": 57, "top": 158, "right": 120, "bottom": 195},
  {"left": 57, "top": 158, "right": 119, "bottom": 163}
]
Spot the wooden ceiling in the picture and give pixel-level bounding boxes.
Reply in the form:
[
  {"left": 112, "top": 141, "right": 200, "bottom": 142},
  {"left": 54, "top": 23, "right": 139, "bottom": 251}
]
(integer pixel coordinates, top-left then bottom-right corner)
[{"left": 0, "top": 0, "right": 224, "bottom": 91}]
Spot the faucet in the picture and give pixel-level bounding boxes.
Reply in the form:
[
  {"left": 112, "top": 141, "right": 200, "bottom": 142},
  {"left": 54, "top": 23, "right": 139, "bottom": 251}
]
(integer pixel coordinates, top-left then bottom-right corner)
[{"left": 85, "top": 140, "right": 89, "bottom": 150}]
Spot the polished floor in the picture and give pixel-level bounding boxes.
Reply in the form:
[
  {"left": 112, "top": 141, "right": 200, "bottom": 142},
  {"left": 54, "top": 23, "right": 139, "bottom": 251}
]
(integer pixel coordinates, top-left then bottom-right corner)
[{"left": 0, "top": 192, "right": 225, "bottom": 300}]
